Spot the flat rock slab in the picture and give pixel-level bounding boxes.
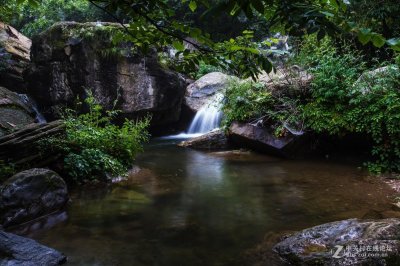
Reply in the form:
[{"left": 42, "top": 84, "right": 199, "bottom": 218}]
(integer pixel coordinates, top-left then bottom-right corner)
[
  {"left": 229, "top": 122, "right": 308, "bottom": 158},
  {"left": 178, "top": 129, "right": 230, "bottom": 150},
  {"left": 0, "top": 120, "right": 65, "bottom": 167},
  {"left": 0, "top": 230, "right": 66, "bottom": 265},
  {"left": 274, "top": 218, "right": 400, "bottom": 265}
]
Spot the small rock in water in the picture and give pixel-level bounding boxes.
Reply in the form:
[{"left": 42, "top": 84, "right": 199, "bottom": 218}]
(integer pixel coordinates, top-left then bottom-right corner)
[{"left": 178, "top": 129, "right": 230, "bottom": 150}]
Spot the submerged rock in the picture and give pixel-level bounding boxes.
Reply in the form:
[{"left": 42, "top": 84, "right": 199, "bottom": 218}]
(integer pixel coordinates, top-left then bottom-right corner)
[
  {"left": 0, "top": 86, "right": 36, "bottom": 137},
  {"left": 273, "top": 218, "right": 400, "bottom": 266},
  {"left": 185, "top": 72, "right": 234, "bottom": 113},
  {"left": 0, "top": 22, "right": 31, "bottom": 93},
  {"left": 229, "top": 122, "right": 309, "bottom": 158},
  {"left": 26, "top": 22, "right": 186, "bottom": 126},
  {"left": 0, "top": 230, "right": 66, "bottom": 265},
  {"left": 0, "top": 168, "right": 68, "bottom": 227},
  {"left": 178, "top": 129, "right": 230, "bottom": 150}
]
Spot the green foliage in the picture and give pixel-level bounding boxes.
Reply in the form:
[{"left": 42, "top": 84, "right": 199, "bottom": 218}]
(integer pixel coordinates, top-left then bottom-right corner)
[
  {"left": 298, "top": 37, "right": 400, "bottom": 173},
  {"left": 292, "top": 35, "right": 336, "bottom": 68},
  {"left": 0, "top": 0, "right": 38, "bottom": 24},
  {"left": 346, "top": 0, "right": 400, "bottom": 39},
  {"left": 195, "top": 62, "right": 225, "bottom": 79},
  {"left": 66, "top": 25, "right": 127, "bottom": 58},
  {"left": 42, "top": 96, "right": 150, "bottom": 183},
  {"left": 300, "top": 38, "right": 365, "bottom": 134},
  {"left": 64, "top": 149, "right": 125, "bottom": 182},
  {"left": 5, "top": 0, "right": 397, "bottom": 80},
  {"left": 348, "top": 66, "right": 400, "bottom": 173},
  {"left": 222, "top": 78, "right": 303, "bottom": 136},
  {"left": 5, "top": 0, "right": 107, "bottom": 37},
  {"left": 222, "top": 79, "right": 273, "bottom": 126}
]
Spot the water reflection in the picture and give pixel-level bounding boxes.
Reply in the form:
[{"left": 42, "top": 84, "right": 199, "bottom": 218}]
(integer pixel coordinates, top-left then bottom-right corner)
[
  {"left": 26, "top": 140, "right": 397, "bottom": 266},
  {"left": 11, "top": 211, "right": 68, "bottom": 237}
]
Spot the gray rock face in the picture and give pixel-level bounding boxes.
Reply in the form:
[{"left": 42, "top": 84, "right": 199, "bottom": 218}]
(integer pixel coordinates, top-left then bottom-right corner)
[
  {"left": 0, "top": 86, "right": 35, "bottom": 137},
  {"left": 229, "top": 122, "right": 308, "bottom": 158},
  {"left": 178, "top": 129, "right": 230, "bottom": 150},
  {"left": 0, "top": 230, "right": 66, "bottom": 265},
  {"left": 274, "top": 218, "right": 400, "bottom": 265},
  {"left": 256, "top": 67, "right": 313, "bottom": 96},
  {"left": 26, "top": 22, "right": 186, "bottom": 126},
  {"left": 0, "top": 22, "right": 31, "bottom": 93},
  {"left": 185, "top": 72, "right": 233, "bottom": 113},
  {"left": 0, "top": 168, "right": 68, "bottom": 227}
]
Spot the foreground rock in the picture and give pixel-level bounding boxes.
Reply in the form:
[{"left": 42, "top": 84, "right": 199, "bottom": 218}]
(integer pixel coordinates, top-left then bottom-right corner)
[
  {"left": 0, "top": 86, "right": 36, "bottom": 137},
  {"left": 178, "top": 129, "right": 230, "bottom": 150},
  {"left": 229, "top": 122, "right": 309, "bottom": 158},
  {"left": 0, "top": 230, "right": 66, "bottom": 265},
  {"left": 0, "top": 120, "right": 65, "bottom": 167},
  {"left": 185, "top": 72, "right": 233, "bottom": 113},
  {"left": 0, "top": 168, "right": 68, "bottom": 227},
  {"left": 0, "top": 22, "right": 31, "bottom": 93},
  {"left": 274, "top": 218, "right": 400, "bottom": 265},
  {"left": 26, "top": 22, "right": 186, "bottom": 126}
]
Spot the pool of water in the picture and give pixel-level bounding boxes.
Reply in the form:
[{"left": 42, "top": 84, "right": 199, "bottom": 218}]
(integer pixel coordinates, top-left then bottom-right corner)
[{"left": 27, "top": 139, "right": 396, "bottom": 265}]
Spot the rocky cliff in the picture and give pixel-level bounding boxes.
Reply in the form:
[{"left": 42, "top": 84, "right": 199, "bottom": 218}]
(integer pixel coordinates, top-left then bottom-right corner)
[
  {"left": 26, "top": 22, "right": 186, "bottom": 126},
  {"left": 0, "top": 22, "right": 31, "bottom": 93}
]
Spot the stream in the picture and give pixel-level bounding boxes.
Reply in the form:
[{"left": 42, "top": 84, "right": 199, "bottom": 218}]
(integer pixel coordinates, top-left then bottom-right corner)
[{"left": 23, "top": 138, "right": 397, "bottom": 265}]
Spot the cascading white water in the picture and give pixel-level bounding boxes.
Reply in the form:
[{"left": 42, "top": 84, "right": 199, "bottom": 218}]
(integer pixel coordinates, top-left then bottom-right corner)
[
  {"left": 18, "top": 94, "right": 47, "bottom": 124},
  {"left": 160, "top": 94, "right": 223, "bottom": 140},
  {"left": 187, "top": 95, "right": 223, "bottom": 134}
]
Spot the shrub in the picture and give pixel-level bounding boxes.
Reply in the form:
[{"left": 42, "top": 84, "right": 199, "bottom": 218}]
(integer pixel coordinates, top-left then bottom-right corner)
[
  {"left": 42, "top": 96, "right": 150, "bottom": 183},
  {"left": 349, "top": 65, "right": 400, "bottom": 173},
  {"left": 222, "top": 79, "right": 274, "bottom": 127},
  {"left": 297, "top": 35, "right": 400, "bottom": 173},
  {"left": 195, "top": 62, "right": 225, "bottom": 79},
  {"left": 222, "top": 79, "right": 302, "bottom": 137},
  {"left": 301, "top": 47, "right": 365, "bottom": 134}
]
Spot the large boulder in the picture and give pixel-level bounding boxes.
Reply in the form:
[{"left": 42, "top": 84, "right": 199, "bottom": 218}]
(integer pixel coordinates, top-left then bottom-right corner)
[
  {"left": 185, "top": 72, "right": 233, "bottom": 113},
  {"left": 0, "top": 168, "right": 68, "bottom": 227},
  {"left": 0, "top": 22, "right": 31, "bottom": 93},
  {"left": 353, "top": 65, "right": 399, "bottom": 95},
  {"left": 256, "top": 66, "right": 313, "bottom": 97},
  {"left": 274, "top": 218, "right": 400, "bottom": 265},
  {"left": 0, "top": 230, "right": 66, "bottom": 265},
  {"left": 26, "top": 22, "right": 186, "bottom": 126},
  {"left": 0, "top": 86, "right": 36, "bottom": 137},
  {"left": 229, "top": 122, "right": 309, "bottom": 158},
  {"left": 178, "top": 129, "right": 231, "bottom": 150}
]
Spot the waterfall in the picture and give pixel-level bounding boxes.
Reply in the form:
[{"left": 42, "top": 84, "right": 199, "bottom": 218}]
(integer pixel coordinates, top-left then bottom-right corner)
[
  {"left": 160, "top": 94, "right": 223, "bottom": 140},
  {"left": 18, "top": 94, "right": 47, "bottom": 124},
  {"left": 187, "top": 94, "right": 223, "bottom": 134}
]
